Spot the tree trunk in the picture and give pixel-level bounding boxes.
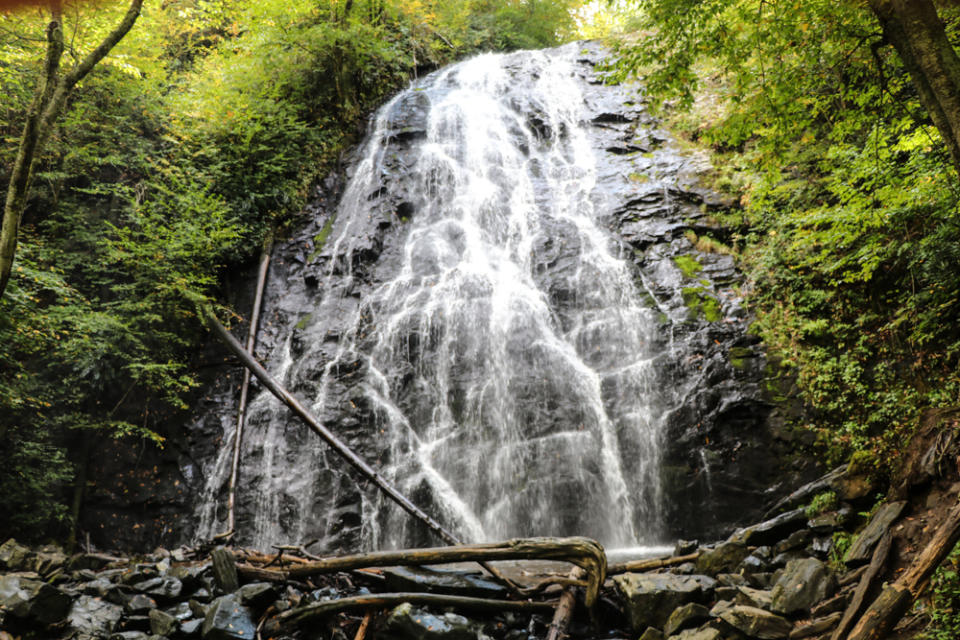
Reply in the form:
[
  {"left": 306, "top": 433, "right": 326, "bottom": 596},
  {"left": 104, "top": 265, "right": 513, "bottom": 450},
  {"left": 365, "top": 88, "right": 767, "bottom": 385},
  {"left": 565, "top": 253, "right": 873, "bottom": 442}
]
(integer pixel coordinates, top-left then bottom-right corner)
[
  {"left": 868, "top": 0, "right": 960, "bottom": 176},
  {"left": 0, "top": 0, "right": 143, "bottom": 298}
]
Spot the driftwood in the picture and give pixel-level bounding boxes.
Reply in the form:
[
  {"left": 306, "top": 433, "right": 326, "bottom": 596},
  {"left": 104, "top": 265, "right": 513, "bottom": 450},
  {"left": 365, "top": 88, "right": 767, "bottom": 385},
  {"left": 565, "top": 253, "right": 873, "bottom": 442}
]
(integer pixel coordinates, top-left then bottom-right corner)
[
  {"left": 238, "top": 537, "right": 606, "bottom": 607},
  {"left": 846, "top": 500, "right": 960, "bottom": 640},
  {"left": 226, "top": 234, "right": 272, "bottom": 534},
  {"left": 354, "top": 610, "right": 374, "bottom": 640},
  {"left": 831, "top": 530, "right": 892, "bottom": 640},
  {"left": 546, "top": 567, "right": 585, "bottom": 640},
  {"left": 263, "top": 592, "right": 557, "bottom": 634},
  {"left": 202, "top": 304, "right": 522, "bottom": 592},
  {"left": 607, "top": 551, "right": 699, "bottom": 575}
]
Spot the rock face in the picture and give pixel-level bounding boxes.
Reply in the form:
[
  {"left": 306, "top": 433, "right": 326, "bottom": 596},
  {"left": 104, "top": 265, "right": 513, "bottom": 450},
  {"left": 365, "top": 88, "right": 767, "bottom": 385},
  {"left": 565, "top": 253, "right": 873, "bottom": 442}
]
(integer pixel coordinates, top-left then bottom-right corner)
[{"left": 183, "top": 41, "right": 811, "bottom": 553}]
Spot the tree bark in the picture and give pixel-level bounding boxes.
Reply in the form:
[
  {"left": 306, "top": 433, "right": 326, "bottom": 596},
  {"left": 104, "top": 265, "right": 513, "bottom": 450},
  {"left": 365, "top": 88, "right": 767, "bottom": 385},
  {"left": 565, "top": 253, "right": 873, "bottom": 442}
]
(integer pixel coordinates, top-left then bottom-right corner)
[
  {"left": 235, "top": 536, "right": 607, "bottom": 607},
  {"left": 845, "top": 500, "right": 960, "bottom": 640},
  {"left": 0, "top": 0, "right": 143, "bottom": 298},
  {"left": 868, "top": 0, "right": 960, "bottom": 176},
  {"left": 225, "top": 234, "right": 273, "bottom": 534}
]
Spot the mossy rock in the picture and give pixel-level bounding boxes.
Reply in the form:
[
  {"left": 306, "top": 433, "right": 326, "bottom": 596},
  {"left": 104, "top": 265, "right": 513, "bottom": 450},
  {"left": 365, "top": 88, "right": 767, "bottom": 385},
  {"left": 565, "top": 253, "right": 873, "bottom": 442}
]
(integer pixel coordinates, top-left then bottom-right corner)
[{"left": 681, "top": 286, "right": 722, "bottom": 322}]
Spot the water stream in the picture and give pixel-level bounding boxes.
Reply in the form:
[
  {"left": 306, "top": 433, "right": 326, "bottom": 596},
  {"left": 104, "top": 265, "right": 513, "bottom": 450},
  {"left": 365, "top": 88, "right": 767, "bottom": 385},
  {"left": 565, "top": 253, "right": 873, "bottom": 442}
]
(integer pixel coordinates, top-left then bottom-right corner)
[{"left": 191, "top": 44, "right": 775, "bottom": 552}]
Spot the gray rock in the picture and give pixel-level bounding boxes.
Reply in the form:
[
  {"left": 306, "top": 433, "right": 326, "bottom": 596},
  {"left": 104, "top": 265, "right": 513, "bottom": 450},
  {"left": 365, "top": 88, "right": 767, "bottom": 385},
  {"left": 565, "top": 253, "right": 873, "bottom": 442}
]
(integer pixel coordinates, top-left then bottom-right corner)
[
  {"left": 33, "top": 548, "right": 67, "bottom": 577},
  {"left": 808, "top": 508, "right": 852, "bottom": 534},
  {"left": 614, "top": 573, "right": 707, "bottom": 631},
  {"left": 740, "top": 554, "right": 769, "bottom": 574},
  {"left": 735, "top": 586, "right": 773, "bottom": 610},
  {"left": 770, "top": 558, "right": 837, "bottom": 615},
  {"left": 0, "top": 574, "right": 72, "bottom": 624},
  {"left": 639, "top": 627, "right": 665, "bottom": 640},
  {"left": 711, "top": 602, "right": 793, "bottom": 639},
  {"left": 770, "top": 551, "right": 806, "bottom": 569},
  {"left": 844, "top": 501, "right": 907, "bottom": 565},
  {"left": 237, "top": 583, "right": 277, "bottom": 609},
  {"left": 0, "top": 539, "right": 32, "bottom": 571},
  {"left": 68, "top": 595, "right": 124, "bottom": 636},
  {"left": 806, "top": 536, "right": 833, "bottom": 559},
  {"left": 728, "top": 509, "right": 807, "bottom": 547},
  {"left": 135, "top": 576, "right": 183, "bottom": 600},
  {"left": 664, "top": 602, "right": 711, "bottom": 636},
  {"left": 126, "top": 593, "right": 158, "bottom": 614},
  {"left": 774, "top": 530, "right": 811, "bottom": 555},
  {"left": 383, "top": 602, "right": 480, "bottom": 640},
  {"left": 715, "top": 587, "right": 739, "bottom": 601},
  {"left": 717, "top": 573, "right": 748, "bottom": 587},
  {"left": 668, "top": 628, "right": 722, "bottom": 640},
  {"left": 696, "top": 542, "right": 749, "bottom": 576},
  {"left": 149, "top": 608, "right": 179, "bottom": 636},
  {"left": 109, "top": 633, "right": 150, "bottom": 640},
  {"left": 201, "top": 593, "right": 257, "bottom": 640},
  {"left": 674, "top": 540, "right": 699, "bottom": 556},
  {"left": 181, "top": 618, "right": 204, "bottom": 636},
  {"left": 166, "top": 601, "right": 194, "bottom": 621}
]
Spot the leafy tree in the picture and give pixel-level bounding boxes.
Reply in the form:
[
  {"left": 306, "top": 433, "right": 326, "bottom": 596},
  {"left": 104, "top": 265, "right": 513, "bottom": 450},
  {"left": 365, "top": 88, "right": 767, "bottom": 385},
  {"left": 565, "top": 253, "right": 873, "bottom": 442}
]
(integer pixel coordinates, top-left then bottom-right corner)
[{"left": 1, "top": 0, "right": 143, "bottom": 298}]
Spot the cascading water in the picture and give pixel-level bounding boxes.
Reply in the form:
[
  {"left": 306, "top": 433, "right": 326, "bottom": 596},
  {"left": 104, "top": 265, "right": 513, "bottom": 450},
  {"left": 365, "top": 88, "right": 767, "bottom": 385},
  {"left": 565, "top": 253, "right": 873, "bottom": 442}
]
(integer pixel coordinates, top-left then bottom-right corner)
[{"left": 191, "top": 43, "right": 783, "bottom": 553}]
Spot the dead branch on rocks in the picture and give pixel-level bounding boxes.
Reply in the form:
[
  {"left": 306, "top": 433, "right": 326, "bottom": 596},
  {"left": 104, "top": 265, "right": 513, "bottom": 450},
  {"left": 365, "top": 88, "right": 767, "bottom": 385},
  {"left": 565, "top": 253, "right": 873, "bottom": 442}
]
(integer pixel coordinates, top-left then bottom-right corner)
[
  {"left": 238, "top": 537, "right": 606, "bottom": 607},
  {"left": 607, "top": 551, "right": 699, "bottom": 575},
  {"left": 831, "top": 531, "right": 893, "bottom": 640},
  {"left": 262, "top": 592, "right": 558, "bottom": 635},
  {"left": 546, "top": 567, "right": 586, "bottom": 640},
  {"left": 846, "top": 500, "right": 960, "bottom": 640}
]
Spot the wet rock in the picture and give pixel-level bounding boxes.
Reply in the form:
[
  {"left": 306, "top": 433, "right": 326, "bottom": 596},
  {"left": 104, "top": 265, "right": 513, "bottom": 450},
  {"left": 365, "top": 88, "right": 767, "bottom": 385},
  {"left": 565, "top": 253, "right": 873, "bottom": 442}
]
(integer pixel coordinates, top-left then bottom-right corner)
[
  {"left": 696, "top": 542, "right": 749, "bottom": 576},
  {"left": 774, "top": 530, "right": 811, "bottom": 555},
  {"left": 166, "top": 564, "right": 209, "bottom": 591},
  {"left": 716, "top": 574, "right": 748, "bottom": 587},
  {"left": 614, "top": 573, "right": 708, "bottom": 631},
  {"left": 675, "top": 540, "right": 699, "bottom": 556},
  {"left": 33, "top": 547, "right": 67, "bottom": 577},
  {"left": 806, "top": 536, "right": 833, "bottom": 559},
  {"left": 740, "top": 554, "right": 769, "bottom": 574},
  {"left": 728, "top": 509, "right": 807, "bottom": 547},
  {"left": 238, "top": 582, "right": 277, "bottom": 609},
  {"left": 640, "top": 628, "right": 665, "bottom": 640},
  {"left": 149, "top": 608, "right": 178, "bottom": 636},
  {"left": 711, "top": 601, "right": 793, "bottom": 639},
  {"left": 68, "top": 594, "right": 124, "bottom": 637},
  {"left": 664, "top": 602, "right": 711, "bottom": 636},
  {"left": 181, "top": 618, "right": 204, "bottom": 636},
  {"left": 0, "top": 539, "right": 32, "bottom": 572},
  {"left": 135, "top": 576, "right": 183, "bottom": 600},
  {"left": 0, "top": 574, "right": 72, "bottom": 624},
  {"left": 808, "top": 508, "right": 852, "bottom": 534},
  {"left": 210, "top": 548, "right": 239, "bottom": 594},
  {"left": 735, "top": 586, "right": 773, "bottom": 610},
  {"left": 383, "top": 602, "right": 480, "bottom": 640},
  {"left": 382, "top": 567, "right": 507, "bottom": 599},
  {"left": 201, "top": 593, "right": 256, "bottom": 640},
  {"left": 126, "top": 593, "right": 158, "bottom": 614},
  {"left": 844, "top": 501, "right": 906, "bottom": 565},
  {"left": 769, "top": 559, "right": 837, "bottom": 615},
  {"left": 770, "top": 551, "right": 807, "bottom": 569},
  {"left": 668, "top": 628, "right": 722, "bottom": 640}
]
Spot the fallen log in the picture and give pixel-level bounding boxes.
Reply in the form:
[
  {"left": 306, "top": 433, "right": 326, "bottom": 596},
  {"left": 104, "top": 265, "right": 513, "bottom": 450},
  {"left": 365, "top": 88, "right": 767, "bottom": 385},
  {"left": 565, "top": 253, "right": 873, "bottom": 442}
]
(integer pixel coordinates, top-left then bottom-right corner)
[
  {"left": 831, "top": 530, "right": 892, "bottom": 640},
  {"left": 546, "top": 567, "right": 586, "bottom": 640},
  {"left": 201, "top": 303, "right": 521, "bottom": 593},
  {"left": 237, "top": 537, "right": 606, "bottom": 607},
  {"left": 262, "top": 592, "right": 557, "bottom": 635},
  {"left": 846, "top": 500, "right": 960, "bottom": 640},
  {"left": 607, "top": 551, "right": 699, "bottom": 575},
  {"left": 225, "top": 234, "right": 272, "bottom": 535}
]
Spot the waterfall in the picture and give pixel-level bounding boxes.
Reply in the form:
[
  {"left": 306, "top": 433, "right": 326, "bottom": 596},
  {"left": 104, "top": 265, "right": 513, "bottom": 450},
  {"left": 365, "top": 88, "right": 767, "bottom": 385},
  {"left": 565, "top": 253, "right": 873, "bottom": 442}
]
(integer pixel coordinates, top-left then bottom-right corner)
[{"left": 192, "top": 44, "right": 767, "bottom": 552}]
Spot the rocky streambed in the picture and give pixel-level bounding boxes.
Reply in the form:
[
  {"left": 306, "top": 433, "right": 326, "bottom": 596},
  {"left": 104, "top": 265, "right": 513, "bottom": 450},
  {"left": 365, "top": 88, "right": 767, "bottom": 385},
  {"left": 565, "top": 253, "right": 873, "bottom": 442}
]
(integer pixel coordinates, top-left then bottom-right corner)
[{"left": 1, "top": 462, "right": 921, "bottom": 640}]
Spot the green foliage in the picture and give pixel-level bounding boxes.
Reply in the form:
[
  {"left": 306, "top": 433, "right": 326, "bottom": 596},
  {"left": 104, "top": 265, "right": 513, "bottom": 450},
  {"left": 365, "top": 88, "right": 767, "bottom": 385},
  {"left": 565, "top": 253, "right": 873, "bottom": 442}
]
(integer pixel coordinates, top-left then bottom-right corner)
[
  {"left": 921, "top": 542, "right": 960, "bottom": 640},
  {"left": 616, "top": 0, "right": 960, "bottom": 468},
  {"left": 804, "top": 490, "right": 838, "bottom": 518},
  {"left": 673, "top": 254, "right": 703, "bottom": 278},
  {"left": 829, "top": 530, "right": 852, "bottom": 571}
]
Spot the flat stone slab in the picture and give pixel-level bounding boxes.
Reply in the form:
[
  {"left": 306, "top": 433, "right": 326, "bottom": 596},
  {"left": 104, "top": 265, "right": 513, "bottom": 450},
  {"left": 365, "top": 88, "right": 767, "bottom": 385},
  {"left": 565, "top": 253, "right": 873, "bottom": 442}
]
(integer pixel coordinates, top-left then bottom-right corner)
[{"left": 844, "top": 501, "right": 906, "bottom": 565}]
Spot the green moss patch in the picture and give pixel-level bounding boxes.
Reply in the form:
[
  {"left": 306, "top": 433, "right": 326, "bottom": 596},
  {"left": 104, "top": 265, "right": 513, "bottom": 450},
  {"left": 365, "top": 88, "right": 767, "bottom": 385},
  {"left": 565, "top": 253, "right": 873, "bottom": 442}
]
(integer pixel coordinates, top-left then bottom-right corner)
[
  {"left": 673, "top": 254, "right": 703, "bottom": 278},
  {"left": 681, "top": 286, "right": 722, "bottom": 322}
]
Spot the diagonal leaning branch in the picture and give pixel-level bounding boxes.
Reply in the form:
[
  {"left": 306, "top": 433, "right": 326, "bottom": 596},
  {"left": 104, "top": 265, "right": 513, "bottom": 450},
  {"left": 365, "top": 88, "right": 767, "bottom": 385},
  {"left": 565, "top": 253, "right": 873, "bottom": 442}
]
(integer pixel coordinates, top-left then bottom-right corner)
[{"left": 200, "top": 303, "right": 531, "bottom": 595}]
